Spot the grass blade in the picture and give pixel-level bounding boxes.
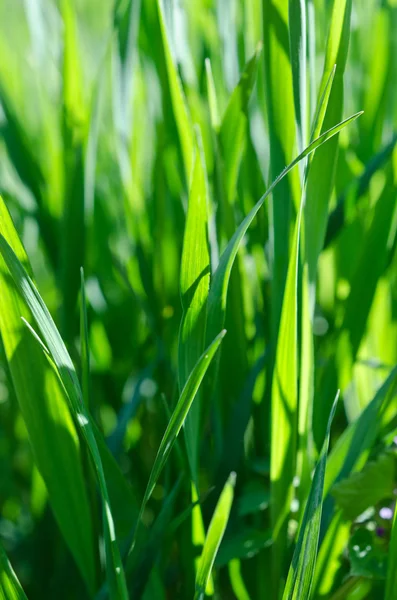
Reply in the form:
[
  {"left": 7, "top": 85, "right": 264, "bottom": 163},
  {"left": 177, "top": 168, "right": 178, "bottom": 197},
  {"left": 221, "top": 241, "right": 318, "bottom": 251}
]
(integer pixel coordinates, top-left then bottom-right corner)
[
  {"left": 128, "top": 330, "right": 226, "bottom": 557},
  {"left": 0, "top": 226, "right": 128, "bottom": 599},
  {"left": 289, "top": 0, "right": 307, "bottom": 154},
  {"left": 0, "top": 542, "right": 28, "bottom": 600},
  {"left": 179, "top": 134, "right": 210, "bottom": 477},
  {"left": 194, "top": 472, "right": 237, "bottom": 600},
  {"left": 0, "top": 197, "right": 97, "bottom": 594},
  {"left": 206, "top": 111, "right": 363, "bottom": 343},
  {"left": 282, "top": 394, "right": 339, "bottom": 600}
]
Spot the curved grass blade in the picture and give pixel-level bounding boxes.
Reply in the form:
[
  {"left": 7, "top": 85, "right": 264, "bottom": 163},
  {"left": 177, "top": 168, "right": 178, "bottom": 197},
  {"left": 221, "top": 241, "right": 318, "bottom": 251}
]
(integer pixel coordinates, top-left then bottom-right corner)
[
  {"left": 206, "top": 111, "right": 363, "bottom": 343},
  {"left": 0, "top": 542, "right": 28, "bottom": 600},
  {"left": 128, "top": 330, "right": 226, "bottom": 559},
  {"left": 282, "top": 393, "right": 339, "bottom": 600},
  {"left": 0, "top": 231, "right": 128, "bottom": 599},
  {"left": 194, "top": 472, "right": 237, "bottom": 600}
]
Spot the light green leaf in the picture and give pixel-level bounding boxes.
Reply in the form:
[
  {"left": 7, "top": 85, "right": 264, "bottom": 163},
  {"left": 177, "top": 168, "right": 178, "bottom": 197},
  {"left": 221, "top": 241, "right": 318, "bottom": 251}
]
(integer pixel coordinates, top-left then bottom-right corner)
[
  {"left": 195, "top": 472, "right": 237, "bottom": 600},
  {"left": 331, "top": 451, "right": 396, "bottom": 521}
]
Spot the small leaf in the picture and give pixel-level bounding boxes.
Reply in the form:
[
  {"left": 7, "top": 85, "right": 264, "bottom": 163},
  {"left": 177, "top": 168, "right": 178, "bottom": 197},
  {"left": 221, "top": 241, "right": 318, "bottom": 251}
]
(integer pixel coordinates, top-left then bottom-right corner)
[
  {"left": 0, "top": 542, "right": 28, "bottom": 600},
  {"left": 332, "top": 452, "right": 396, "bottom": 521},
  {"left": 349, "top": 528, "right": 388, "bottom": 580}
]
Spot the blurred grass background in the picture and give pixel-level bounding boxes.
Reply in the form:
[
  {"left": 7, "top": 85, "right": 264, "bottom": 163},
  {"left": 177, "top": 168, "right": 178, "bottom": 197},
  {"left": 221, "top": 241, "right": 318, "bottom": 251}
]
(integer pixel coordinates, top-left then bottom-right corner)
[{"left": 0, "top": 0, "right": 397, "bottom": 599}]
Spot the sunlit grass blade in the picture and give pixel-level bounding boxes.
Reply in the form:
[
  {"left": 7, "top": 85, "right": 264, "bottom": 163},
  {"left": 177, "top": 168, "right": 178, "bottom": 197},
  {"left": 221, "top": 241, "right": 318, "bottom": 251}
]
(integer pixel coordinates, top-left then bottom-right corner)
[
  {"left": 0, "top": 197, "right": 97, "bottom": 594},
  {"left": 270, "top": 185, "right": 303, "bottom": 592},
  {"left": 194, "top": 472, "right": 237, "bottom": 600},
  {"left": 0, "top": 542, "right": 28, "bottom": 600},
  {"left": 282, "top": 393, "right": 339, "bottom": 600},
  {"left": 128, "top": 330, "right": 226, "bottom": 558},
  {"left": 262, "top": 0, "right": 300, "bottom": 333},
  {"left": 304, "top": 0, "right": 353, "bottom": 309},
  {"left": 206, "top": 112, "right": 363, "bottom": 343},
  {"left": 205, "top": 58, "right": 220, "bottom": 130},
  {"left": 179, "top": 135, "right": 210, "bottom": 477},
  {"left": 0, "top": 229, "right": 128, "bottom": 599}
]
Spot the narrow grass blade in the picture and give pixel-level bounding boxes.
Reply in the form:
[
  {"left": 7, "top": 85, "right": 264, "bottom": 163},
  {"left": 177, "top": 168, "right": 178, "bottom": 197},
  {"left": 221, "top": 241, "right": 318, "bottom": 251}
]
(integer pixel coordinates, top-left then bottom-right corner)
[
  {"left": 262, "top": 0, "right": 300, "bottom": 332},
  {"left": 0, "top": 542, "right": 28, "bottom": 600},
  {"left": 0, "top": 197, "right": 97, "bottom": 594},
  {"left": 194, "top": 472, "right": 237, "bottom": 600},
  {"left": 128, "top": 330, "right": 226, "bottom": 557},
  {"left": 282, "top": 394, "right": 339, "bottom": 600},
  {"left": 179, "top": 135, "right": 210, "bottom": 476},
  {"left": 154, "top": 0, "right": 194, "bottom": 182},
  {"left": 206, "top": 112, "right": 363, "bottom": 343},
  {"left": 270, "top": 169, "right": 305, "bottom": 590},
  {"left": 304, "top": 0, "right": 353, "bottom": 307},
  {"left": 205, "top": 58, "right": 220, "bottom": 130},
  {"left": 0, "top": 230, "right": 128, "bottom": 598}
]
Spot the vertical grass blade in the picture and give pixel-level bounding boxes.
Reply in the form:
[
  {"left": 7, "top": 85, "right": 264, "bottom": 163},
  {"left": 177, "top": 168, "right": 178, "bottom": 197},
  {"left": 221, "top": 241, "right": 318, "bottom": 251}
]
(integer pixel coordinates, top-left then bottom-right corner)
[
  {"left": 262, "top": 0, "right": 300, "bottom": 334},
  {"left": 154, "top": 0, "right": 194, "bottom": 182},
  {"left": 194, "top": 472, "right": 237, "bottom": 600},
  {"left": 282, "top": 394, "right": 339, "bottom": 600},
  {"left": 304, "top": 0, "right": 352, "bottom": 309},
  {"left": 179, "top": 136, "right": 210, "bottom": 477}
]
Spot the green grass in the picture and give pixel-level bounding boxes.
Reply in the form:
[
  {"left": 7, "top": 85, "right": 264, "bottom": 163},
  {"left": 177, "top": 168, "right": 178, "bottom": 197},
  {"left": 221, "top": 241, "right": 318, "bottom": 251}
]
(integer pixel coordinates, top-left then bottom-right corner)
[{"left": 0, "top": 0, "right": 397, "bottom": 599}]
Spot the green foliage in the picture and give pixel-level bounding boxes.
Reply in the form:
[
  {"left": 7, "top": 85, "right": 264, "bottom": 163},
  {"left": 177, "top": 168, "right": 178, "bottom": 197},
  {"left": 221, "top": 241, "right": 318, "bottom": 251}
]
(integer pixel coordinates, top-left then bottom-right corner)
[{"left": 0, "top": 1, "right": 397, "bottom": 599}]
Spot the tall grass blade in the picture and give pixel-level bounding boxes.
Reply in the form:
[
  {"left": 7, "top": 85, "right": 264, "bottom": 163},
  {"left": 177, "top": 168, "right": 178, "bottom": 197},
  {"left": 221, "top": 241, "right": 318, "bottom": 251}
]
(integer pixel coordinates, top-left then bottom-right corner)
[
  {"left": 0, "top": 197, "right": 97, "bottom": 594},
  {"left": 282, "top": 394, "right": 339, "bottom": 600},
  {"left": 0, "top": 225, "right": 128, "bottom": 599},
  {"left": 194, "top": 472, "right": 237, "bottom": 600}
]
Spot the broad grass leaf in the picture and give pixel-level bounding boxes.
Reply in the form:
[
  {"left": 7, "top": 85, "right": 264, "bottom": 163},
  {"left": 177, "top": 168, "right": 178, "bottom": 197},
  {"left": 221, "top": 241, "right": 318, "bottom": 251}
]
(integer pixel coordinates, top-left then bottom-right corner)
[
  {"left": 0, "top": 218, "right": 128, "bottom": 599},
  {"left": 0, "top": 543, "right": 28, "bottom": 600},
  {"left": 194, "top": 472, "right": 236, "bottom": 600},
  {"left": 0, "top": 197, "right": 97, "bottom": 594},
  {"left": 282, "top": 394, "right": 339, "bottom": 600}
]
